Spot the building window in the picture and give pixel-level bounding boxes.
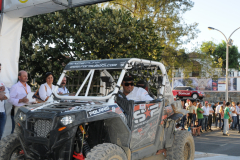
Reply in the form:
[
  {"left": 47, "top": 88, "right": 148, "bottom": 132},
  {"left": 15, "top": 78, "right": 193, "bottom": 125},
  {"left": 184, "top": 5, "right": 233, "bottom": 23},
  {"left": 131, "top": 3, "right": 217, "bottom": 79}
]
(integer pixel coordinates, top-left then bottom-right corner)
[{"left": 192, "top": 71, "right": 199, "bottom": 77}]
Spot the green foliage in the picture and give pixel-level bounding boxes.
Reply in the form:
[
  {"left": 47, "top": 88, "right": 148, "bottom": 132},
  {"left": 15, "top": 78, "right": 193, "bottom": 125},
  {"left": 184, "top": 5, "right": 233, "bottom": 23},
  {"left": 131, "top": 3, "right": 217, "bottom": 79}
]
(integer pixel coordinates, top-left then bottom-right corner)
[
  {"left": 108, "top": 0, "right": 199, "bottom": 78},
  {"left": 109, "top": 0, "right": 199, "bottom": 47},
  {"left": 200, "top": 40, "right": 240, "bottom": 70},
  {"left": 160, "top": 46, "right": 191, "bottom": 78},
  {"left": 19, "top": 5, "right": 162, "bottom": 86}
]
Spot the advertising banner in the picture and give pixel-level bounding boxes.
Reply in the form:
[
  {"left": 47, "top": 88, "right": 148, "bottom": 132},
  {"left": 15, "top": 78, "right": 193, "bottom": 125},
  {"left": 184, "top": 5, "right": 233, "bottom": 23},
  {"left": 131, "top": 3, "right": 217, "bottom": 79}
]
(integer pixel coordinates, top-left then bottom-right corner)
[
  {"left": 218, "top": 78, "right": 225, "bottom": 91},
  {"left": 229, "top": 78, "right": 237, "bottom": 91},
  {"left": 173, "top": 77, "right": 239, "bottom": 91},
  {"left": 212, "top": 78, "right": 218, "bottom": 91},
  {"left": 173, "top": 78, "right": 212, "bottom": 91},
  {"left": 0, "top": 14, "right": 23, "bottom": 88}
]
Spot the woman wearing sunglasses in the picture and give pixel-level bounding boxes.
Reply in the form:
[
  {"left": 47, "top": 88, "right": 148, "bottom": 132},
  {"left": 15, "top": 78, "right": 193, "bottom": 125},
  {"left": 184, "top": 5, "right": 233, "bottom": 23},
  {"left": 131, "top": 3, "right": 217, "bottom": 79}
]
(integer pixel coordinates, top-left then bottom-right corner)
[
  {"left": 39, "top": 72, "right": 60, "bottom": 101},
  {"left": 121, "top": 75, "right": 153, "bottom": 101}
]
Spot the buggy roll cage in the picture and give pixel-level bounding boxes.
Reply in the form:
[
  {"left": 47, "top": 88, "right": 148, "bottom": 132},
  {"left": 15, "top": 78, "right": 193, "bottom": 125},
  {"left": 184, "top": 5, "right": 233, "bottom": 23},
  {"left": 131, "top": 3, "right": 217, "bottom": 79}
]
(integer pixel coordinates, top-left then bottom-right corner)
[{"left": 53, "top": 58, "right": 167, "bottom": 104}]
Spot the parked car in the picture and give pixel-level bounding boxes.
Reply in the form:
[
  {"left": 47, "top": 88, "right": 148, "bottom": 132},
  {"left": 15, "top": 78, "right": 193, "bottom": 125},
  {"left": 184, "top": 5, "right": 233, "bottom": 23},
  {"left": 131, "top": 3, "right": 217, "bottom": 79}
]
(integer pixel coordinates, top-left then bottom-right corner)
[{"left": 172, "top": 86, "right": 205, "bottom": 100}]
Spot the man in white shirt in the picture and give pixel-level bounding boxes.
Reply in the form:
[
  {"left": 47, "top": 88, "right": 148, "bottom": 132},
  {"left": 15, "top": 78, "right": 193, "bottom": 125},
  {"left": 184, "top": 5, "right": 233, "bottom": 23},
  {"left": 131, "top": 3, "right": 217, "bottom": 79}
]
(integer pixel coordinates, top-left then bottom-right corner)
[
  {"left": 202, "top": 101, "right": 210, "bottom": 131},
  {"left": 215, "top": 102, "right": 222, "bottom": 128},
  {"left": 0, "top": 82, "right": 10, "bottom": 140},
  {"left": 121, "top": 75, "right": 153, "bottom": 101},
  {"left": 9, "top": 70, "right": 31, "bottom": 115},
  {"left": 58, "top": 77, "right": 69, "bottom": 95},
  {"left": 208, "top": 103, "right": 214, "bottom": 131}
]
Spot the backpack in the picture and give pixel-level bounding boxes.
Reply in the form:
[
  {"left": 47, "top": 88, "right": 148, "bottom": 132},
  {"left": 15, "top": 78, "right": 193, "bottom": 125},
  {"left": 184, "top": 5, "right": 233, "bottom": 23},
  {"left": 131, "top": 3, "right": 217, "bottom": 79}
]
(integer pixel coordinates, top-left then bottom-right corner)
[{"left": 32, "top": 86, "right": 47, "bottom": 103}]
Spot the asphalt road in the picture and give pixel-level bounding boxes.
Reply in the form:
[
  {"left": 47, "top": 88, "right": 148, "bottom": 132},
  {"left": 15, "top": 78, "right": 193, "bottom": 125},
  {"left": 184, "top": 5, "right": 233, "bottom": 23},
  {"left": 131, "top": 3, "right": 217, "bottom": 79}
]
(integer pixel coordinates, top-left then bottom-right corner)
[{"left": 194, "top": 127, "right": 240, "bottom": 157}]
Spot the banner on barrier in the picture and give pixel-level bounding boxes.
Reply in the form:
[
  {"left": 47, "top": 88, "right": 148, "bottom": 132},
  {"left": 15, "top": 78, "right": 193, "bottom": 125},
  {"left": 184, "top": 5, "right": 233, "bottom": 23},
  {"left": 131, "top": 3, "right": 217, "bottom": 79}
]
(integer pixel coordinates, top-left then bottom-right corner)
[
  {"left": 0, "top": 14, "right": 23, "bottom": 88},
  {"left": 173, "top": 77, "right": 239, "bottom": 91}
]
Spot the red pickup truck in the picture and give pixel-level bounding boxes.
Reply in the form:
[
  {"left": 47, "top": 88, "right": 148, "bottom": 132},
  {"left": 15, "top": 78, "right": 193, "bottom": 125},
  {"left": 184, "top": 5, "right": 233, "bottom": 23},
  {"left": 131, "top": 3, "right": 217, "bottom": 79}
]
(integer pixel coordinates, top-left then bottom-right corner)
[{"left": 172, "top": 86, "right": 205, "bottom": 100}]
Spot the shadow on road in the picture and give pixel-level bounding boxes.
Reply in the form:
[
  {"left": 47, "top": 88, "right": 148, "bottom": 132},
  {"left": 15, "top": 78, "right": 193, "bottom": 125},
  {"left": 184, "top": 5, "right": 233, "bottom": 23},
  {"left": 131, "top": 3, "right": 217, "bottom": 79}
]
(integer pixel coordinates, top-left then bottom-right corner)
[{"left": 194, "top": 128, "right": 240, "bottom": 156}]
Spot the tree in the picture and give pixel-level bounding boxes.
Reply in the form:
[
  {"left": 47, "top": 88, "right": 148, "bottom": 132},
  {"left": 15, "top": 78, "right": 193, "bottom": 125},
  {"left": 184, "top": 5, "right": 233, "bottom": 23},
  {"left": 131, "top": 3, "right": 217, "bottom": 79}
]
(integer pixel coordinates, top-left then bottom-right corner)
[
  {"left": 200, "top": 40, "right": 239, "bottom": 71},
  {"left": 19, "top": 5, "right": 163, "bottom": 86},
  {"left": 108, "top": 0, "right": 199, "bottom": 47},
  {"left": 107, "top": 0, "right": 199, "bottom": 78}
]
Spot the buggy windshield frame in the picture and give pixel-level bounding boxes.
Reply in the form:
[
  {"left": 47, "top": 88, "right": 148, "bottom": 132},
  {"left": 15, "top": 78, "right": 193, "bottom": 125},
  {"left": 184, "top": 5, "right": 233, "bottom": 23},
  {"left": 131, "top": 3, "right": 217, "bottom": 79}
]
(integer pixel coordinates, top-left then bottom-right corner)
[{"left": 53, "top": 58, "right": 167, "bottom": 103}]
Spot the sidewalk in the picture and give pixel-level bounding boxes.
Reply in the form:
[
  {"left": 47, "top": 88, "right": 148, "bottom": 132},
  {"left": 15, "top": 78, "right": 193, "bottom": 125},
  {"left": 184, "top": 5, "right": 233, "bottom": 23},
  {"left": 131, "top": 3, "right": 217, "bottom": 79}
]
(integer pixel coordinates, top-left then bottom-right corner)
[{"left": 195, "top": 152, "right": 240, "bottom": 160}]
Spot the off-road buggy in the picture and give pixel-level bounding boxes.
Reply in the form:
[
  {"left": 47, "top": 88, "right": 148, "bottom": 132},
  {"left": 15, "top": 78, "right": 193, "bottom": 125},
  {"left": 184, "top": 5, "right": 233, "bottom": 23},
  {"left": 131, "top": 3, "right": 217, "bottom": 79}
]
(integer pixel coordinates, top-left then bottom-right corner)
[{"left": 0, "top": 58, "right": 194, "bottom": 160}]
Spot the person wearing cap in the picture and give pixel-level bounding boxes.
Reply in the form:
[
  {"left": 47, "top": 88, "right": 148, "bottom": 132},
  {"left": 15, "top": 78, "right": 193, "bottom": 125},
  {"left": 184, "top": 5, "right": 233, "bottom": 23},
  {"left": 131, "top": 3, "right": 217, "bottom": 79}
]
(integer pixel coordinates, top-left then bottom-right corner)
[
  {"left": 39, "top": 72, "right": 60, "bottom": 101},
  {"left": 202, "top": 101, "right": 210, "bottom": 132},
  {"left": 121, "top": 75, "right": 153, "bottom": 101},
  {"left": 58, "top": 77, "right": 69, "bottom": 95}
]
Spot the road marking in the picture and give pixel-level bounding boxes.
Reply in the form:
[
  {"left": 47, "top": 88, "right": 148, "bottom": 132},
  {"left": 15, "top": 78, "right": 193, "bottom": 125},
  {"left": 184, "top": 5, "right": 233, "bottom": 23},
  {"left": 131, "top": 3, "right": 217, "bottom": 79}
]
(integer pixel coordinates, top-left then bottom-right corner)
[{"left": 219, "top": 143, "right": 228, "bottom": 146}]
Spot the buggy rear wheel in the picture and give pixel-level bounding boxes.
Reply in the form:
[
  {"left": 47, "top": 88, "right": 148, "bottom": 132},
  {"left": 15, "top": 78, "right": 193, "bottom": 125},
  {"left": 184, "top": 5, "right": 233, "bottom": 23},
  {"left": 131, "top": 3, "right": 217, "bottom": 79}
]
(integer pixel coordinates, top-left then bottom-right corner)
[
  {"left": 0, "top": 133, "right": 25, "bottom": 160},
  {"left": 166, "top": 130, "right": 195, "bottom": 160},
  {"left": 85, "top": 143, "right": 127, "bottom": 160},
  {"left": 192, "top": 93, "right": 198, "bottom": 99}
]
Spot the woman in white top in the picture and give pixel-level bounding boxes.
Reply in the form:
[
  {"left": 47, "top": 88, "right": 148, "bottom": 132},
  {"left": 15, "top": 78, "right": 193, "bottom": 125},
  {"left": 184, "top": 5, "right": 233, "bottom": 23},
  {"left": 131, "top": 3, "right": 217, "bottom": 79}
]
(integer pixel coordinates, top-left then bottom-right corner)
[{"left": 39, "top": 72, "right": 60, "bottom": 101}]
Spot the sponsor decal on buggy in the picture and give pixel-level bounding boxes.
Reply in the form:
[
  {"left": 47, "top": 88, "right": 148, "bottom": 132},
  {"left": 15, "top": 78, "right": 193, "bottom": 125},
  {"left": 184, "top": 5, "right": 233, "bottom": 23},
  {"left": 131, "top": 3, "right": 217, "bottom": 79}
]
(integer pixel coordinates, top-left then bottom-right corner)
[
  {"left": 87, "top": 106, "right": 110, "bottom": 117},
  {"left": 130, "top": 103, "right": 162, "bottom": 149},
  {"left": 133, "top": 103, "right": 159, "bottom": 126},
  {"left": 70, "top": 63, "right": 118, "bottom": 69},
  {"left": 87, "top": 105, "right": 120, "bottom": 117}
]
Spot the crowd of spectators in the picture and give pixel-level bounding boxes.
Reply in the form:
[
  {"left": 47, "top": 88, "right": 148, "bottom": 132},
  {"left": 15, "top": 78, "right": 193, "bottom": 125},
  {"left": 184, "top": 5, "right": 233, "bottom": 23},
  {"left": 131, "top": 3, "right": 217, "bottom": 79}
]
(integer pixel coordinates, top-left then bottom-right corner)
[
  {"left": 181, "top": 99, "right": 240, "bottom": 136},
  {"left": 0, "top": 70, "right": 68, "bottom": 140}
]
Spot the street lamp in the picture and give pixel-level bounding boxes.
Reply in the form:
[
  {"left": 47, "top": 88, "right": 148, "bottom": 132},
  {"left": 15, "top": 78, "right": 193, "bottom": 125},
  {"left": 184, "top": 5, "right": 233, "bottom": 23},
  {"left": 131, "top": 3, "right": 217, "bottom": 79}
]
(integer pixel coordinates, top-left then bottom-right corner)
[{"left": 208, "top": 26, "right": 240, "bottom": 102}]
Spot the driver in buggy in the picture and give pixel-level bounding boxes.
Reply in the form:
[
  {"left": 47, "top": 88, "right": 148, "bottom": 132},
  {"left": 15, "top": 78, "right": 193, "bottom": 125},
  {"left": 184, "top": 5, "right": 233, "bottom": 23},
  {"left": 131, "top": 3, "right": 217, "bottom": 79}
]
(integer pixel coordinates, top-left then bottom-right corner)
[{"left": 121, "top": 75, "right": 153, "bottom": 101}]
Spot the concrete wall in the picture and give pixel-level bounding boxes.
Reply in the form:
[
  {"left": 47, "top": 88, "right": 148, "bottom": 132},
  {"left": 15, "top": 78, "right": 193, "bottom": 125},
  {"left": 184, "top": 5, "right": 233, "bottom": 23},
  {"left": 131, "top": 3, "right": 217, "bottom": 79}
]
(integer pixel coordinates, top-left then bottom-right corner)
[{"left": 204, "top": 92, "right": 240, "bottom": 103}]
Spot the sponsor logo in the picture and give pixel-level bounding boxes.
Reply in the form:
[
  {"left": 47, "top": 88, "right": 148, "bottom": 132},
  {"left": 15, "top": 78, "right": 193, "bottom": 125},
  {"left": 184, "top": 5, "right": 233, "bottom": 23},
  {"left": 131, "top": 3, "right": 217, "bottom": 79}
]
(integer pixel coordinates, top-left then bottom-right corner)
[
  {"left": 133, "top": 104, "right": 159, "bottom": 124},
  {"left": 178, "top": 91, "right": 190, "bottom": 95},
  {"left": 19, "top": 0, "right": 28, "bottom": 3},
  {"left": 87, "top": 106, "right": 110, "bottom": 117}
]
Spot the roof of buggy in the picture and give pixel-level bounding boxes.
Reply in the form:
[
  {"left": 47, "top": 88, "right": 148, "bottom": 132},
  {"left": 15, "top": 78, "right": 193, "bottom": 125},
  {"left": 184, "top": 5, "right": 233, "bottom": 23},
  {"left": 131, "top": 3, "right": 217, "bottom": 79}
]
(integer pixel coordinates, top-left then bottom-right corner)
[{"left": 64, "top": 58, "right": 132, "bottom": 70}]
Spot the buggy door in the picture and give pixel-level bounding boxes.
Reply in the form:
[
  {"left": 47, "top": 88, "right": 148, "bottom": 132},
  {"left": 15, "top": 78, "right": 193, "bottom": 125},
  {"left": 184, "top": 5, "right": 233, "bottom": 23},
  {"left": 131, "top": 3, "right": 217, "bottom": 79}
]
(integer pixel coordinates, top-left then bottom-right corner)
[{"left": 130, "top": 102, "right": 162, "bottom": 149}]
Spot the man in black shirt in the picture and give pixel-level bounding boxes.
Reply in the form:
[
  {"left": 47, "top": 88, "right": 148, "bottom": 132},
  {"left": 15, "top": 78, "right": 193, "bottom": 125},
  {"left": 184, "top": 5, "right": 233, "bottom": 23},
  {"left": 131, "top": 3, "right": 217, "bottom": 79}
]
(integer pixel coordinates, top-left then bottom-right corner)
[{"left": 212, "top": 102, "right": 217, "bottom": 124}]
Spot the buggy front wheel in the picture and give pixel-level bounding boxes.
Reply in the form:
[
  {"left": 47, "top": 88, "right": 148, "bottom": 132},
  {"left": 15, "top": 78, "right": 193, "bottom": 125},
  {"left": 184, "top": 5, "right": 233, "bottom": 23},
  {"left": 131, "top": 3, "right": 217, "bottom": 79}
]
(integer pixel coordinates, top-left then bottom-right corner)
[
  {"left": 0, "top": 133, "right": 25, "bottom": 160},
  {"left": 85, "top": 143, "right": 127, "bottom": 160}
]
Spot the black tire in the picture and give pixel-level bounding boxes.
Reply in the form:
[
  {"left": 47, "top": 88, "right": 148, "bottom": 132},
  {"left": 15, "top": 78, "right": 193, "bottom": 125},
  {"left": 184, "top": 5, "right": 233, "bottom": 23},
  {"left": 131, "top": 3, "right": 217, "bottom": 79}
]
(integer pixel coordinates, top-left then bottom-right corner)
[
  {"left": 166, "top": 130, "right": 195, "bottom": 160},
  {"left": 85, "top": 143, "right": 127, "bottom": 160},
  {"left": 0, "top": 133, "right": 25, "bottom": 160},
  {"left": 192, "top": 93, "right": 198, "bottom": 99}
]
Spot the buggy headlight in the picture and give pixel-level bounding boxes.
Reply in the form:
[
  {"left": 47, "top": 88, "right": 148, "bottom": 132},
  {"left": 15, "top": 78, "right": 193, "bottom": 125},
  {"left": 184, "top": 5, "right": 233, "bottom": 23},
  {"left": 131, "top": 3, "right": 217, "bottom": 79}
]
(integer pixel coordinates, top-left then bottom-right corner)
[
  {"left": 18, "top": 112, "right": 26, "bottom": 121},
  {"left": 61, "top": 115, "right": 75, "bottom": 125}
]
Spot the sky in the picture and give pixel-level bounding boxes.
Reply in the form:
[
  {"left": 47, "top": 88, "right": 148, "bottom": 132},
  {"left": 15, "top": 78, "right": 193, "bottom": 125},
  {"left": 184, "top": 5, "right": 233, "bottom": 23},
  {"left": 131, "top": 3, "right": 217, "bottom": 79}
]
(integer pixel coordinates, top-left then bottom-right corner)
[{"left": 182, "top": 0, "right": 240, "bottom": 52}]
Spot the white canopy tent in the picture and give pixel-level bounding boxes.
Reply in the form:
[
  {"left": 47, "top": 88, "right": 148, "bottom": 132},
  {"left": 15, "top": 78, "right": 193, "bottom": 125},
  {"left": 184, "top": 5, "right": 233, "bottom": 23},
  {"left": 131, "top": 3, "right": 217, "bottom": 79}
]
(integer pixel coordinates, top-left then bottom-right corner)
[{"left": 0, "top": 0, "right": 111, "bottom": 87}]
